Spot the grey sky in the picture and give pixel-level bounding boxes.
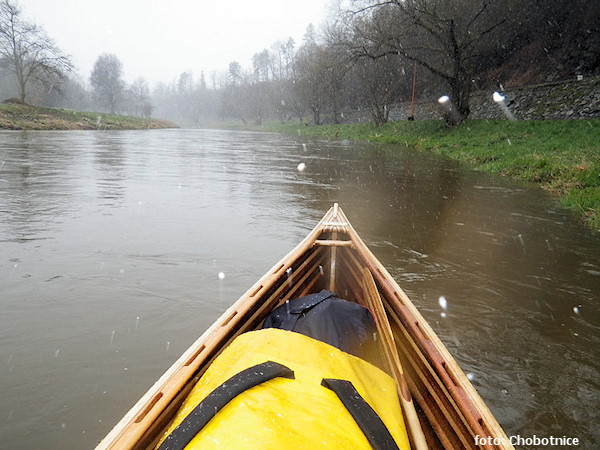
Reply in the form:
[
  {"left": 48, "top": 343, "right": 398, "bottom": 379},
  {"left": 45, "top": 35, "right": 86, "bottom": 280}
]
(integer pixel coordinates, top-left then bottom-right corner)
[{"left": 20, "top": 0, "right": 327, "bottom": 85}]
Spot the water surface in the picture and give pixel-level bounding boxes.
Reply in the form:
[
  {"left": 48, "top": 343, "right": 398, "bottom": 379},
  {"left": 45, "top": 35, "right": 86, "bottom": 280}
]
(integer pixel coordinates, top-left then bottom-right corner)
[{"left": 1, "top": 129, "right": 598, "bottom": 448}]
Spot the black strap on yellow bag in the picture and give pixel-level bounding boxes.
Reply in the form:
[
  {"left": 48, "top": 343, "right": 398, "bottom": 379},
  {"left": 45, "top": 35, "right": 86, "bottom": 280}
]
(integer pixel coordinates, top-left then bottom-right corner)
[
  {"left": 157, "top": 361, "right": 294, "bottom": 450},
  {"left": 322, "top": 378, "right": 399, "bottom": 450}
]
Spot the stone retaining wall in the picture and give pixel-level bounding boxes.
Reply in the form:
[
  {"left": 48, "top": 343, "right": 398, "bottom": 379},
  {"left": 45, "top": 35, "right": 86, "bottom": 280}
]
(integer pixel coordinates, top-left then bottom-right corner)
[{"left": 379, "top": 75, "right": 600, "bottom": 122}]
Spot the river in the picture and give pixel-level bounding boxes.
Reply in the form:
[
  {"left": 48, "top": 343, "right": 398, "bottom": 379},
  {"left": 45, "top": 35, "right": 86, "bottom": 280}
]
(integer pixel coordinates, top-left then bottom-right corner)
[{"left": 1, "top": 129, "right": 598, "bottom": 448}]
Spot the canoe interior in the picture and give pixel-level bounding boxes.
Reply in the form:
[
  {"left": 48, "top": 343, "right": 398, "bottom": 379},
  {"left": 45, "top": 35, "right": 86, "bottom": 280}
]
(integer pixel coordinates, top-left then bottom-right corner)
[{"left": 99, "top": 205, "right": 511, "bottom": 449}]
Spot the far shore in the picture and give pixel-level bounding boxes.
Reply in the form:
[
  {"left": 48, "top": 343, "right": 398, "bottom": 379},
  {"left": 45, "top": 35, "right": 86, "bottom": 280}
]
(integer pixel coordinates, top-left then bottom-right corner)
[{"left": 0, "top": 101, "right": 178, "bottom": 130}]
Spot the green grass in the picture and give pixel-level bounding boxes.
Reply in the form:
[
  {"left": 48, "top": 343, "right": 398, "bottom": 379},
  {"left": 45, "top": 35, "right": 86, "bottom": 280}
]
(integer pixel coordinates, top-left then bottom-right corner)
[
  {"left": 263, "top": 119, "right": 600, "bottom": 232},
  {"left": 0, "top": 103, "right": 177, "bottom": 130}
]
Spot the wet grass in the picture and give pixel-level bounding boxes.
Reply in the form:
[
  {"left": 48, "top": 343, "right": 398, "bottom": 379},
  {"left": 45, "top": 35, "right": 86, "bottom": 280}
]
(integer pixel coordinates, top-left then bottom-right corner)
[
  {"left": 265, "top": 119, "right": 600, "bottom": 232},
  {"left": 0, "top": 103, "right": 177, "bottom": 130}
]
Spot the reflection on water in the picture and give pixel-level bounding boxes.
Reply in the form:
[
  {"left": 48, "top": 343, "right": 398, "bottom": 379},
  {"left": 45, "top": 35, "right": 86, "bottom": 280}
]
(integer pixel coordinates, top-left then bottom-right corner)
[
  {"left": 0, "top": 129, "right": 598, "bottom": 448},
  {"left": 93, "top": 133, "right": 127, "bottom": 206}
]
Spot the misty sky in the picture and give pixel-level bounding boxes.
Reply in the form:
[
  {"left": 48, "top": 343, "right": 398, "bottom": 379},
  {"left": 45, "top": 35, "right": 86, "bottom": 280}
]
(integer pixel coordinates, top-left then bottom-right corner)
[{"left": 20, "top": 0, "right": 328, "bottom": 85}]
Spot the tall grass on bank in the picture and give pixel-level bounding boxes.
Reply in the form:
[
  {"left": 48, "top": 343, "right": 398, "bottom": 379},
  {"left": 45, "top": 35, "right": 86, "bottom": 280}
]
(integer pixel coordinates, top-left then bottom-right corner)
[{"left": 265, "top": 119, "right": 600, "bottom": 231}]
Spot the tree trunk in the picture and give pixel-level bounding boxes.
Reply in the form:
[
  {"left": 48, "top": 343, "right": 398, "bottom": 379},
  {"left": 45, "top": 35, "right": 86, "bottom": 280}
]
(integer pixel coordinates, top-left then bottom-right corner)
[
  {"left": 17, "top": 75, "right": 26, "bottom": 102},
  {"left": 453, "top": 71, "right": 472, "bottom": 122},
  {"left": 446, "top": 19, "right": 472, "bottom": 126},
  {"left": 370, "top": 104, "right": 388, "bottom": 126},
  {"left": 311, "top": 107, "right": 321, "bottom": 125}
]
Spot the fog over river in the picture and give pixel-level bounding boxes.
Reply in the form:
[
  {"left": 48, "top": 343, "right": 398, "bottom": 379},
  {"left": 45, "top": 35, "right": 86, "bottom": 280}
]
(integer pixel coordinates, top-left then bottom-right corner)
[{"left": 1, "top": 129, "right": 598, "bottom": 448}]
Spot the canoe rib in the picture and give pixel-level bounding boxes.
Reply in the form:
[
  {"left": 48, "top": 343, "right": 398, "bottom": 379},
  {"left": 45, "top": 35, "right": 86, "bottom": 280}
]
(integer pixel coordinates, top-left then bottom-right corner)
[{"left": 97, "top": 204, "right": 512, "bottom": 449}]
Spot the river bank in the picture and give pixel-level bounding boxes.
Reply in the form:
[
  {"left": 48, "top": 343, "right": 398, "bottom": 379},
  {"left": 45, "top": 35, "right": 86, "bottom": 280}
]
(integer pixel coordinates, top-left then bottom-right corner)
[
  {"left": 264, "top": 119, "right": 600, "bottom": 232},
  {"left": 0, "top": 102, "right": 177, "bottom": 130}
]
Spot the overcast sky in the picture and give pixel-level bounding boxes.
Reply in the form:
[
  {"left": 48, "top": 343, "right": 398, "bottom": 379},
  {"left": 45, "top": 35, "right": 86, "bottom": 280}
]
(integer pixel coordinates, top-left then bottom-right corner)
[{"left": 20, "top": 0, "right": 328, "bottom": 86}]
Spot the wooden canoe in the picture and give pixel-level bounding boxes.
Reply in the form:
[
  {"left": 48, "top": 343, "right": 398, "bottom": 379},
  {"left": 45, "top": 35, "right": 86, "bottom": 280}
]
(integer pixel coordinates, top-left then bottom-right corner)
[{"left": 97, "top": 204, "right": 513, "bottom": 449}]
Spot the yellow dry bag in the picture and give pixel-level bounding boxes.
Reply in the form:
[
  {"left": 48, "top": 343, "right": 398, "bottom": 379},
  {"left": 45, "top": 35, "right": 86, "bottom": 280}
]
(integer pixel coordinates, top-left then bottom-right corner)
[{"left": 157, "top": 328, "right": 410, "bottom": 449}]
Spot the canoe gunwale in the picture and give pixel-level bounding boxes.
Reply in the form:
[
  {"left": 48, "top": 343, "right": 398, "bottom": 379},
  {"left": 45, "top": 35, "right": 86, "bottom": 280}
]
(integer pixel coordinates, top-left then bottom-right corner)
[{"left": 97, "top": 204, "right": 512, "bottom": 450}]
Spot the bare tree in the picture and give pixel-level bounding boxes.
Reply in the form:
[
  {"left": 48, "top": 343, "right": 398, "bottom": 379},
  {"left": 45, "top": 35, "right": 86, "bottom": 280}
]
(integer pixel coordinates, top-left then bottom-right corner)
[
  {"left": 129, "top": 77, "right": 152, "bottom": 118},
  {"left": 90, "top": 53, "right": 125, "bottom": 114},
  {"left": 293, "top": 42, "right": 330, "bottom": 125},
  {"left": 270, "top": 38, "right": 295, "bottom": 80},
  {"left": 269, "top": 39, "right": 296, "bottom": 123},
  {"left": 349, "top": 55, "right": 406, "bottom": 125},
  {"left": 347, "top": 0, "right": 509, "bottom": 125},
  {"left": 43, "top": 75, "right": 90, "bottom": 110},
  {"left": 177, "top": 71, "right": 193, "bottom": 94},
  {"left": 227, "top": 61, "right": 242, "bottom": 86},
  {"left": 220, "top": 61, "right": 250, "bottom": 124},
  {"left": 0, "top": 0, "right": 73, "bottom": 102},
  {"left": 252, "top": 49, "right": 270, "bottom": 82}
]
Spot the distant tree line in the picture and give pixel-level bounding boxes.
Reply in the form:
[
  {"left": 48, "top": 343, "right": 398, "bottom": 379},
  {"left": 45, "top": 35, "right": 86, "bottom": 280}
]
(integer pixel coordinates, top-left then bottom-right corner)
[
  {"left": 1, "top": 0, "right": 598, "bottom": 127},
  {"left": 210, "top": 0, "right": 599, "bottom": 126}
]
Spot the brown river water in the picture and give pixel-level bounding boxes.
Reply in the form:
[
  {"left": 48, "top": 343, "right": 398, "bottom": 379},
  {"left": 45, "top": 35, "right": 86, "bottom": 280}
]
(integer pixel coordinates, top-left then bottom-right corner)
[{"left": 1, "top": 129, "right": 598, "bottom": 448}]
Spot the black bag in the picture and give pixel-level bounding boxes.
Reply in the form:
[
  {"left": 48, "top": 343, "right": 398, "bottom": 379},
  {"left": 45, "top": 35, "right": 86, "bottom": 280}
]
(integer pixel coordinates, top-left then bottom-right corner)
[{"left": 263, "top": 290, "right": 382, "bottom": 368}]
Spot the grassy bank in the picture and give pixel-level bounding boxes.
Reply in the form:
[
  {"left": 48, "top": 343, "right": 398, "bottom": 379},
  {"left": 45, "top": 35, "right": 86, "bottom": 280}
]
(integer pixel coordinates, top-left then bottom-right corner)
[
  {"left": 0, "top": 102, "right": 178, "bottom": 130},
  {"left": 264, "top": 119, "right": 600, "bottom": 232}
]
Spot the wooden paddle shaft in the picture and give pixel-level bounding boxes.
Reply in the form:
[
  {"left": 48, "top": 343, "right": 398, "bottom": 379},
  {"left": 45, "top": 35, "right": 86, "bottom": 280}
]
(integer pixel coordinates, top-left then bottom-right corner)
[{"left": 362, "top": 268, "right": 428, "bottom": 450}]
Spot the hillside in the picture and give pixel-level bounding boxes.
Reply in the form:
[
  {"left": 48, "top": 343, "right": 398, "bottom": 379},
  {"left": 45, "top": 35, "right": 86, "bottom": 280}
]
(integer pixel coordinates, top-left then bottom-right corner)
[{"left": 476, "top": 4, "right": 600, "bottom": 89}]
